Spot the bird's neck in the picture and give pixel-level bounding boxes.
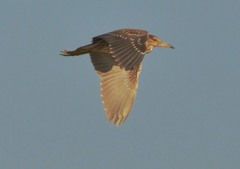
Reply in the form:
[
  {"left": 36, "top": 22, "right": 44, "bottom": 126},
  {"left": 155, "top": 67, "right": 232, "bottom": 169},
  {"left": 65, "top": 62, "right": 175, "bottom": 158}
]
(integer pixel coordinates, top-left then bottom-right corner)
[{"left": 146, "top": 45, "right": 153, "bottom": 54}]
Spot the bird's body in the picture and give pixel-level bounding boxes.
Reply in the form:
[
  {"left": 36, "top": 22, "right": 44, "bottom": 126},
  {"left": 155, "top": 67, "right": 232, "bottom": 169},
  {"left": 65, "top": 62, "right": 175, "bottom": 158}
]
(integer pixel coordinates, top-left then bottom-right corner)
[{"left": 61, "top": 29, "right": 174, "bottom": 126}]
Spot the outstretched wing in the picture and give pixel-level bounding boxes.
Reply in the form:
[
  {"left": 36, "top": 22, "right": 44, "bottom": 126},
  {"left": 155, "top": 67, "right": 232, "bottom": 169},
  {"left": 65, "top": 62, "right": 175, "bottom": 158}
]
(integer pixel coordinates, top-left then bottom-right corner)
[
  {"left": 93, "top": 29, "right": 148, "bottom": 70},
  {"left": 90, "top": 52, "right": 142, "bottom": 126}
]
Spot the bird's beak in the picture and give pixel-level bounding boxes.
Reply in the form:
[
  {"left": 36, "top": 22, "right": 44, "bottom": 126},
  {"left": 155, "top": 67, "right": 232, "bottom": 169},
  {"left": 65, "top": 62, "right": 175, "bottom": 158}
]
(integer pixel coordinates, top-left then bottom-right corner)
[{"left": 158, "top": 40, "right": 174, "bottom": 49}]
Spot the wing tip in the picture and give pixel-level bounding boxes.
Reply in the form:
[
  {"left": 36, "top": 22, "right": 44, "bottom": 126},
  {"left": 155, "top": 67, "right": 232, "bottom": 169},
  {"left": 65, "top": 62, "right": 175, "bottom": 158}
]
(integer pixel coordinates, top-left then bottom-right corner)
[{"left": 107, "top": 111, "right": 129, "bottom": 127}]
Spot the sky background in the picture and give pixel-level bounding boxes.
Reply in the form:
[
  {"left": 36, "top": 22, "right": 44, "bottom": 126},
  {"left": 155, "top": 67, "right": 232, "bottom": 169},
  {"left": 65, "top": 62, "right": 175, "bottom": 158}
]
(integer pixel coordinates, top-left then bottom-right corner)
[{"left": 1, "top": 0, "right": 240, "bottom": 169}]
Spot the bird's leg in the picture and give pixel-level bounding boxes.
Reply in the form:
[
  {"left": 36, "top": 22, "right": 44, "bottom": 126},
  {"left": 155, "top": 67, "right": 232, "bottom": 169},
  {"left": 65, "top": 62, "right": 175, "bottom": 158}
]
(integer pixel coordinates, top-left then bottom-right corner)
[{"left": 60, "top": 44, "right": 95, "bottom": 56}]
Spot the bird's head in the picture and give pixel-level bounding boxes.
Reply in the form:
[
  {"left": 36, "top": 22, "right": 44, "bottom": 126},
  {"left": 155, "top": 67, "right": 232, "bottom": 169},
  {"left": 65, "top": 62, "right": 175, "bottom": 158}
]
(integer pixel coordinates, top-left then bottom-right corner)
[{"left": 149, "top": 35, "right": 174, "bottom": 49}]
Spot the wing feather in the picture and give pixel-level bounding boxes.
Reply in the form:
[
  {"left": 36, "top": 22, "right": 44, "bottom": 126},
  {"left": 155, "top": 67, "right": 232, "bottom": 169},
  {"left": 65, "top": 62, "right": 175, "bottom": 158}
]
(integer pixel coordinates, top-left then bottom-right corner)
[
  {"left": 90, "top": 52, "right": 142, "bottom": 126},
  {"left": 92, "top": 29, "right": 147, "bottom": 70}
]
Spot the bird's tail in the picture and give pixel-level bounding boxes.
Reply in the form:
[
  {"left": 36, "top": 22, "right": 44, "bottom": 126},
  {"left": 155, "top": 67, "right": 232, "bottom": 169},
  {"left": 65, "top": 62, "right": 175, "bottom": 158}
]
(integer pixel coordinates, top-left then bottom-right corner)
[{"left": 60, "top": 43, "right": 97, "bottom": 56}]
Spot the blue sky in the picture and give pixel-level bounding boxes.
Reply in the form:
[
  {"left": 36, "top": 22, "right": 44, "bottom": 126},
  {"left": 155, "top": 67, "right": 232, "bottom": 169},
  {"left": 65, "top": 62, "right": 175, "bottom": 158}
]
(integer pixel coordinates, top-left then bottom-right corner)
[{"left": 1, "top": 0, "right": 240, "bottom": 169}]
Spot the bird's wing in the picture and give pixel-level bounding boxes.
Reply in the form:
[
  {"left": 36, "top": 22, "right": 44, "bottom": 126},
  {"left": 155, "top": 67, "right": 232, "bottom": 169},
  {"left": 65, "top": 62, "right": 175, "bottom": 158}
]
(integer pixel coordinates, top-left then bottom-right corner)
[
  {"left": 90, "top": 52, "right": 142, "bottom": 126},
  {"left": 92, "top": 29, "right": 147, "bottom": 70}
]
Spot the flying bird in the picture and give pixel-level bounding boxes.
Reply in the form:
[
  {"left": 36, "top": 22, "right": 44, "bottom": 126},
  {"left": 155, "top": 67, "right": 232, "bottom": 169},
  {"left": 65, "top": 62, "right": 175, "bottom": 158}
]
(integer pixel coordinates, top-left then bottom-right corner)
[{"left": 60, "top": 29, "right": 174, "bottom": 126}]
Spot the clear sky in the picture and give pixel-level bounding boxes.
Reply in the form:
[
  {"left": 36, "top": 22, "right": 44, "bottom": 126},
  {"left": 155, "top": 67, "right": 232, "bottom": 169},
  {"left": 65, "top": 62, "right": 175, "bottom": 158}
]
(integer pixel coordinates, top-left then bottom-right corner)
[{"left": 1, "top": 0, "right": 240, "bottom": 169}]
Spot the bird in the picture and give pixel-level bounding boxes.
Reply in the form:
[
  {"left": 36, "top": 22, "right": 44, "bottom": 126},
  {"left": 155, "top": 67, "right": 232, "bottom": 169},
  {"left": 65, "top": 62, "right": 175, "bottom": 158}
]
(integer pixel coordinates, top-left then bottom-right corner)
[{"left": 60, "top": 28, "right": 174, "bottom": 126}]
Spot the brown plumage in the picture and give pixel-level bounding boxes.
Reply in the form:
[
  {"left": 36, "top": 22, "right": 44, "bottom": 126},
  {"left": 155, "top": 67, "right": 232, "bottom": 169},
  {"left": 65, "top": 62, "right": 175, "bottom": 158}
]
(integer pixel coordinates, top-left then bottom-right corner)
[{"left": 60, "top": 29, "right": 174, "bottom": 126}]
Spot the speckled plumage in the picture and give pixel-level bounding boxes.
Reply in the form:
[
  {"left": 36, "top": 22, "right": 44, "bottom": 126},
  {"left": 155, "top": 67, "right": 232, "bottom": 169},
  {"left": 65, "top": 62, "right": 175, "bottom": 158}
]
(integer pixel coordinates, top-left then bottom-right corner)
[{"left": 61, "top": 29, "right": 174, "bottom": 126}]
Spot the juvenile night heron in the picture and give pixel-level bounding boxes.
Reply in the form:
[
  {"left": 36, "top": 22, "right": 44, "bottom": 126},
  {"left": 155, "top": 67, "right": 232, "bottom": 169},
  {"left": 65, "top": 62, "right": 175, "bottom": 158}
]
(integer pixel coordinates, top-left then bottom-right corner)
[{"left": 60, "top": 29, "right": 174, "bottom": 126}]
